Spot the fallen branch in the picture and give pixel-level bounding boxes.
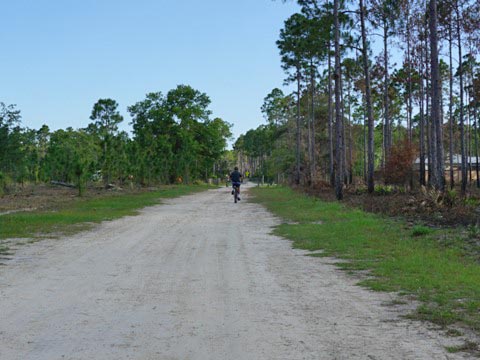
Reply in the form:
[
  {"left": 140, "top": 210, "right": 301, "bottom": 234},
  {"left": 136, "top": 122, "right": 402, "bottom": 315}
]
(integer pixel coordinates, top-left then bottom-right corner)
[{"left": 50, "top": 181, "right": 76, "bottom": 188}]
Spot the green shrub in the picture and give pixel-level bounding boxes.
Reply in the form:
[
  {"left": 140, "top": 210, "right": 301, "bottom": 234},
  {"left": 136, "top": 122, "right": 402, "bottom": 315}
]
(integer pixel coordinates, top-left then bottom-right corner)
[
  {"left": 467, "top": 225, "right": 480, "bottom": 239},
  {"left": 0, "top": 172, "right": 11, "bottom": 196},
  {"left": 411, "top": 225, "right": 433, "bottom": 237},
  {"left": 464, "top": 197, "right": 480, "bottom": 207},
  {"left": 443, "top": 189, "right": 457, "bottom": 208},
  {"left": 353, "top": 186, "right": 368, "bottom": 195},
  {"left": 374, "top": 185, "right": 394, "bottom": 196}
]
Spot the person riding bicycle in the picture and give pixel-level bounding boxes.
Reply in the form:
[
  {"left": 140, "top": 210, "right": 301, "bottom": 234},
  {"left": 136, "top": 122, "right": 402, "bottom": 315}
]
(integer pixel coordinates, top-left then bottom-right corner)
[{"left": 229, "top": 166, "right": 243, "bottom": 200}]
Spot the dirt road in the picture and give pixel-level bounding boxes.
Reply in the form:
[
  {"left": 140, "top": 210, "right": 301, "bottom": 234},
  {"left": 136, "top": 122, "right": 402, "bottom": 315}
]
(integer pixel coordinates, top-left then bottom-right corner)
[{"left": 0, "top": 185, "right": 472, "bottom": 359}]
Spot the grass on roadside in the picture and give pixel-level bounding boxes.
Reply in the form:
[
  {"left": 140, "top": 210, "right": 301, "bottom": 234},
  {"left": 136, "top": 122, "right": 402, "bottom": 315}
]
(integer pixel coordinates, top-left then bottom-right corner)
[
  {"left": 250, "top": 186, "right": 480, "bottom": 334},
  {"left": 0, "top": 185, "right": 212, "bottom": 240}
]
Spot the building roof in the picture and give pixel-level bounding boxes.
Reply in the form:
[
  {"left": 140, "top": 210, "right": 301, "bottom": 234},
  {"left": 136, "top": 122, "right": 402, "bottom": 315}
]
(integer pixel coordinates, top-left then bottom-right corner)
[{"left": 414, "top": 154, "right": 480, "bottom": 165}]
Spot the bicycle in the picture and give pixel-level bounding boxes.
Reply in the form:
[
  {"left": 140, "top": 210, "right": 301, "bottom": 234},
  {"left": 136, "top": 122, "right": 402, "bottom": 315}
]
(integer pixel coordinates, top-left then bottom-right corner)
[{"left": 232, "top": 184, "right": 240, "bottom": 203}]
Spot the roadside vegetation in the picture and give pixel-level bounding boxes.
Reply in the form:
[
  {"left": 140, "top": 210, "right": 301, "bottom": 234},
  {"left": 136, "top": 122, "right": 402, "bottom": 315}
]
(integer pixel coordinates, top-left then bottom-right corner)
[
  {"left": 251, "top": 186, "right": 480, "bottom": 340},
  {"left": 235, "top": 0, "right": 480, "bottom": 209},
  {"left": 0, "top": 185, "right": 212, "bottom": 246},
  {"left": 0, "top": 84, "right": 233, "bottom": 199}
]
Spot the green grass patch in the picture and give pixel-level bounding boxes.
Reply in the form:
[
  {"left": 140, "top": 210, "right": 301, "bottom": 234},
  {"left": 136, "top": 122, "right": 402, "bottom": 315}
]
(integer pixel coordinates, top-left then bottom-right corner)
[
  {"left": 250, "top": 186, "right": 480, "bottom": 334},
  {"left": 0, "top": 185, "right": 212, "bottom": 240},
  {"left": 446, "top": 341, "right": 479, "bottom": 354}
]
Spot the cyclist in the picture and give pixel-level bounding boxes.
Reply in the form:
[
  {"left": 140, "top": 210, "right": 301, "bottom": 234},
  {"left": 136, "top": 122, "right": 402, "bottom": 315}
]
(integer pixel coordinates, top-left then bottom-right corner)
[{"left": 229, "top": 166, "right": 243, "bottom": 200}]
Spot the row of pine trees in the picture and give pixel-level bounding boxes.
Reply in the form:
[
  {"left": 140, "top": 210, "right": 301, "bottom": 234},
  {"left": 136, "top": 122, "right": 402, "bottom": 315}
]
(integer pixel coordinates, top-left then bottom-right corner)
[{"left": 235, "top": 0, "right": 480, "bottom": 199}]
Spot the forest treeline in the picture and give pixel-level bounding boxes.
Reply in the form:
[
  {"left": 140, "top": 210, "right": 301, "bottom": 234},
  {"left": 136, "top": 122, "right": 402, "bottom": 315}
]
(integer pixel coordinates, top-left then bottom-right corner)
[
  {"left": 234, "top": 0, "right": 480, "bottom": 200},
  {"left": 0, "top": 85, "right": 232, "bottom": 195}
]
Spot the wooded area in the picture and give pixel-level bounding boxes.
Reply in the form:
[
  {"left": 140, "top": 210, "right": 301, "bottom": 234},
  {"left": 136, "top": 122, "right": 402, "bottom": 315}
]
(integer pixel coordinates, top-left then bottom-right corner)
[
  {"left": 234, "top": 0, "right": 480, "bottom": 201},
  {"left": 0, "top": 85, "right": 232, "bottom": 195},
  {"left": 2, "top": 0, "right": 480, "bottom": 204}
]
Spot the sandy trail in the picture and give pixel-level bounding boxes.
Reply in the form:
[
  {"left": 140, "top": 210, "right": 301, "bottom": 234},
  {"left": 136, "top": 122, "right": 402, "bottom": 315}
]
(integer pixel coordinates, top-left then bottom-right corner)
[{"left": 0, "top": 185, "right": 472, "bottom": 359}]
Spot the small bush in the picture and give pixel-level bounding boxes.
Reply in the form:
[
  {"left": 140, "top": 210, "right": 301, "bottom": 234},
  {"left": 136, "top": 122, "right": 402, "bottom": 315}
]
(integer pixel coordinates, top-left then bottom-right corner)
[
  {"left": 352, "top": 186, "right": 368, "bottom": 195},
  {"left": 411, "top": 225, "right": 432, "bottom": 237},
  {"left": 443, "top": 189, "right": 458, "bottom": 208},
  {"left": 374, "top": 185, "right": 395, "bottom": 196},
  {"left": 0, "top": 171, "right": 12, "bottom": 196},
  {"left": 464, "top": 197, "right": 480, "bottom": 207},
  {"left": 467, "top": 225, "right": 480, "bottom": 239}
]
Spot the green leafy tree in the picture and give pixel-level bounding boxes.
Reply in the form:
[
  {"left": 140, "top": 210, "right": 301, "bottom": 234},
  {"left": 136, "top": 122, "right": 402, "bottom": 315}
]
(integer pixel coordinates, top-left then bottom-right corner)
[
  {"left": 35, "top": 125, "right": 51, "bottom": 182},
  {"left": 89, "top": 98, "right": 124, "bottom": 186},
  {"left": 44, "top": 128, "right": 99, "bottom": 196},
  {"left": 195, "top": 117, "right": 232, "bottom": 180},
  {"left": 129, "top": 92, "right": 175, "bottom": 184},
  {"left": 165, "top": 85, "right": 212, "bottom": 183},
  {"left": 0, "top": 103, "right": 22, "bottom": 178},
  {"left": 261, "top": 88, "right": 290, "bottom": 126},
  {"left": 129, "top": 85, "right": 229, "bottom": 184}
]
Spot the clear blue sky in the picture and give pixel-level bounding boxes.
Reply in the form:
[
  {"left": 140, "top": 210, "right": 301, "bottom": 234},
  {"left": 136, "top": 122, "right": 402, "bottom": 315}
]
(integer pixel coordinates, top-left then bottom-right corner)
[{"left": 1, "top": 0, "right": 299, "bottom": 144}]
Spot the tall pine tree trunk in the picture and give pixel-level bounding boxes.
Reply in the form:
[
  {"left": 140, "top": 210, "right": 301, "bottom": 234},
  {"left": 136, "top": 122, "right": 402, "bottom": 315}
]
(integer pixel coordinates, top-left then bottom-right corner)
[
  {"left": 341, "top": 79, "right": 347, "bottom": 185},
  {"left": 295, "top": 68, "right": 301, "bottom": 185},
  {"left": 360, "top": 0, "right": 375, "bottom": 193},
  {"left": 334, "top": 0, "right": 344, "bottom": 200},
  {"left": 348, "top": 77, "right": 353, "bottom": 185},
  {"left": 419, "top": 61, "right": 426, "bottom": 187},
  {"left": 328, "top": 48, "right": 335, "bottom": 187},
  {"left": 383, "top": 22, "right": 391, "bottom": 164},
  {"left": 429, "top": 0, "right": 444, "bottom": 191},
  {"left": 456, "top": 6, "right": 467, "bottom": 194},
  {"left": 310, "top": 60, "right": 316, "bottom": 183},
  {"left": 448, "top": 21, "right": 455, "bottom": 189},
  {"left": 473, "top": 104, "right": 480, "bottom": 188},
  {"left": 363, "top": 94, "right": 368, "bottom": 184},
  {"left": 406, "top": 4, "right": 413, "bottom": 143},
  {"left": 425, "top": 28, "right": 434, "bottom": 187},
  {"left": 465, "top": 87, "right": 472, "bottom": 185},
  {"left": 306, "top": 69, "right": 313, "bottom": 185},
  {"left": 467, "top": 94, "right": 472, "bottom": 184}
]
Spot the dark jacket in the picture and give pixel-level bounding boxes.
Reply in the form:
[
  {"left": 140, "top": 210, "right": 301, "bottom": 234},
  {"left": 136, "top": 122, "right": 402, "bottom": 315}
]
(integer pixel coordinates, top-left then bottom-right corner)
[{"left": 230, "top": 170, "right": 242, "bottom": 183}]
